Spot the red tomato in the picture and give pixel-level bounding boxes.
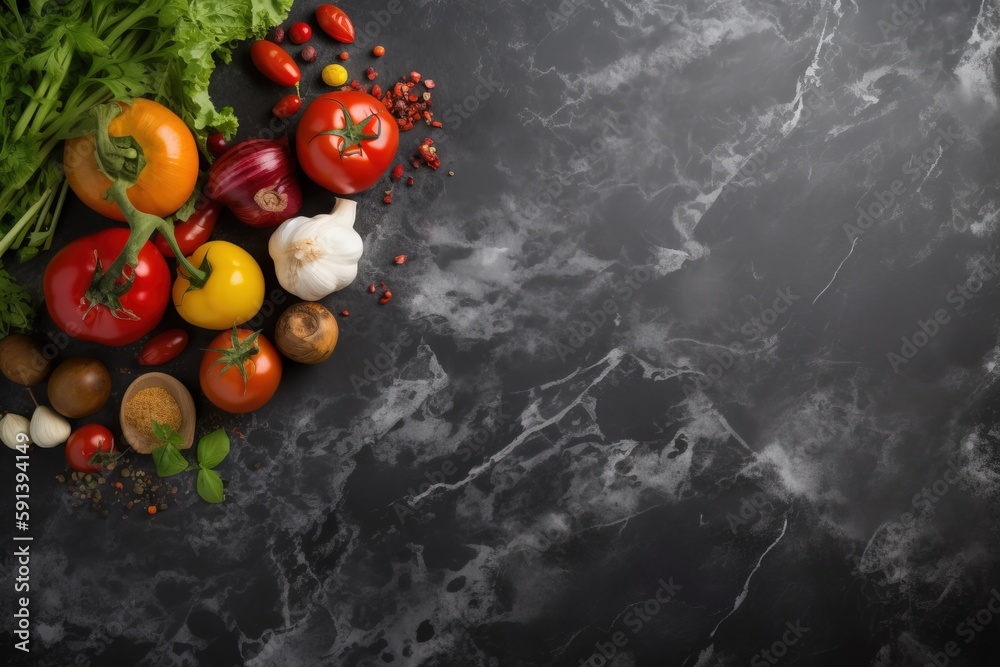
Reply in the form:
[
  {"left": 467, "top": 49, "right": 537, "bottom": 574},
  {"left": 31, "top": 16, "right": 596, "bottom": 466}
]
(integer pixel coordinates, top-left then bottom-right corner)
[
  {"left": 296, "top": 91, "right": 399, "bottom": 194},
  {"left": 207, "top": 132, "right": 230, "bottom": 158},
  {"left": 200, "top": 328, "right": 282, "bottom": 413},
  {"left": 154, "top": 197, "right": 221, "bottom": 258},
  {"left": 272, "top": 94, "right": 303, "bottom": 119},
  {"left": 139, "top": 329, "right": 190, "bottom": 366},
  {"left": 316, "top": 4, "right": 355, "bottom": 43},
  {"left": 44, "top": 229, "right": 170, "bottom": 346},
  {"left": 288, "top": 22, "right": 312, "bottom": 44},
  {"left": 250, "top": 40, "right": 301, "bottom": 87},
  {"left": 65, "top": 425, "right": 115, "bottom": 473}
]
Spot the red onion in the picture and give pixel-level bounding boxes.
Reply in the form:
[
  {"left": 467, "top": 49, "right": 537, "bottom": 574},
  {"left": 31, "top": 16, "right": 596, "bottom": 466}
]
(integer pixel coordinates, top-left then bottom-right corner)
[{"left": 205, "top": 137, "right": 302, "bottom": 228}]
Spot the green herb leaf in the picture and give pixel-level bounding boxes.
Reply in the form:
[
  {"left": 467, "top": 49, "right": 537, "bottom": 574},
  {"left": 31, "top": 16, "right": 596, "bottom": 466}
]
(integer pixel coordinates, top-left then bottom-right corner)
[
  {"left": 197, "top": 428, "right": 230, "bottom": 470},
  {"left": 151, "top": 420, "right": 185, "bottom": 447},
  {"left": 196, "top": 468, "right": 224, "bottom": 503},
  {"left": 152, "top": 443, "right": 188, "bottom": 477}
]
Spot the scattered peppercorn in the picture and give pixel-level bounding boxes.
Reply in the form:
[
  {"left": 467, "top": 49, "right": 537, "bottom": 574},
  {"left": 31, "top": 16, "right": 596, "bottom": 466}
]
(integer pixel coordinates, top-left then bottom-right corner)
[
  {"left": 367, "top": 283, "right": 376, "bottom": 293},
  {"left": 393, "top": 255, "right": 406, "bottom": 265},
  {"left": 147, "top": 506, "right": 157, "bottom": 515},
  {"left": 407, "top": 177, "right": 414, "bottom": 186},
  {"left": 410, "top": 71, "right": 421, "bottom": 83},
  {"left": 424, "top": 79, "right": 435, "bottom": 89},
  {"left": 339, "top": 309, "right": 350, "bottom": 317},
  {"left": 301, "top": 46, "right": 317, "bottom": 63},
  {"left": 371, "top": 84, "right": 382, "bottom": 98},
  {"left": 379, "top": 290, "right": 393, "bottom": 305},
  {"left": 366, "top": 66, "right": 378, "bottom": 80},
  {"left": 383, "top": 192, "right": 393, "bottom": 204},
  {"left": 416, "top": 138, "right": 441, "bottom": 170},
  {"left": 373, "top": 45, "right": 385, "bottom": 57},
  {"left": 391, "top": 164, "right": 404, "bottom": 181},
  {"left": 338, "top": 51, "right": 349, "bottom": 61}
]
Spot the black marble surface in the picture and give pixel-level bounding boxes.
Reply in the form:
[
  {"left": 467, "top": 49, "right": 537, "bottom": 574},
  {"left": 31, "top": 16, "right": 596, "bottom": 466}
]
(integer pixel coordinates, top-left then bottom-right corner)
[{"left": 7, "top": 0, "right": 1000, "bottom": 665}]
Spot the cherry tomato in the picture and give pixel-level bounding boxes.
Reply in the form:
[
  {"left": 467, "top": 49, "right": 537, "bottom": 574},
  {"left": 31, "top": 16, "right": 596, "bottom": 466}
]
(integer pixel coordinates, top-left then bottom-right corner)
[
  {"left": 297, "top": 91, "right": 399, "bottom": 194},
  {"left": 65, "top": 425, "right": 115, "bottom": 474},
  {"left": 207, "top": 133, "right": 230, "bottom": 158},
  {"left": 154, "top": 196, "right": 221, "bottom": 258},
  {"left": 273, "top": 94, "right": 303, "bottom": 119},
  {"left": 316, "top": 4, "right": 355, "bottom": 43},
  {"left": 200, "top": 328, "right": 282, "bottom": 413},
  {"left": 250, "top": 40, "right": 301, "bottom": 87},
  {"left": 288, "top": 22, "right": 312, "bottom": 44},
  {"left": 44, "top": 229, "right": 170, "bottom": 346},
  {"left": 138, "top": 329, "right": 190, "bottom": 366}
]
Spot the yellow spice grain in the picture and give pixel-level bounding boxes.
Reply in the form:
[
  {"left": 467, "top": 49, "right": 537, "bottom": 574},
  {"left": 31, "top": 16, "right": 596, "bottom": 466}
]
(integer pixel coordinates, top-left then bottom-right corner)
[{"left": 124, "top": 387, "right": 181, "bottom": 453}]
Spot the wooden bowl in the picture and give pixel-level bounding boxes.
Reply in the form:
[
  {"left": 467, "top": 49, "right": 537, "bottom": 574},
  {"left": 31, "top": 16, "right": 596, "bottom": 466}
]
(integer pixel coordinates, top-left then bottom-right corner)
[{"left": 119, "top": 373, "right": 196, "bottom": 454}]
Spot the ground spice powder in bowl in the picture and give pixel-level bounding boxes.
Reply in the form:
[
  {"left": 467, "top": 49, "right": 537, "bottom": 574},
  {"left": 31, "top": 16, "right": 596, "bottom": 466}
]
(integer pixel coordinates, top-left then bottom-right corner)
[{"left": 123, "top": 387, "right": 181, "bottom": 453}]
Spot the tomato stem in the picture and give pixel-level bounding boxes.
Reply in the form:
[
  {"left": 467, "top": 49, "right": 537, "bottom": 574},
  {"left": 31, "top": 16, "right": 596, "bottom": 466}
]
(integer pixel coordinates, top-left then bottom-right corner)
[{"left": 84, "top": 103, "right": 211, "bottom": 317}]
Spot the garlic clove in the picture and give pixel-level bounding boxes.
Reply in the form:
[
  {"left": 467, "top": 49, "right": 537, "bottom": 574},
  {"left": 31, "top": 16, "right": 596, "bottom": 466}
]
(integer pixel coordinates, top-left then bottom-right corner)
[
  {"left": 1, "top": 414, "right": 31, "bottom": 450},
  {"left": 29, "top": 405, "right": 71, "bottom": 448}
]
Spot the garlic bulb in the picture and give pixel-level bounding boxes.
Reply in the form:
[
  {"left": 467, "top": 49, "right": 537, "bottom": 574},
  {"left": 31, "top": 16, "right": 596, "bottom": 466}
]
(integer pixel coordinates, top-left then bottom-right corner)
[
  {"left": 268, "top": 198, "right": 363, "bottom": 301},
  {"left": 29, "top": 405, "right": 71, "bottom": 448},
  {"left": 1, "top": 414, "right": 31, "bottom": 450}
]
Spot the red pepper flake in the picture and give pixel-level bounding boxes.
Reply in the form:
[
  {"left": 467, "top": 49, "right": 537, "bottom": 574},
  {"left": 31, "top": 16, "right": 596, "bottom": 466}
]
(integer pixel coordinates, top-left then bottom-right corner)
[
  {"left": 383, "top": 194, "right": 393, "bottom": 204},
  {"left": 338, "top": 51, "right": 349, "bottom": 61},
  {"left": 407, "top": 176, "right": 414, "bottom": 186},
  {"left": 410, "top": 71, "right": 421, "bottom": 83},
  {"left": 379, "top": 290, "right": 393, "bottom": 305},
  {"left": 424, "top": 79, "right": 435, "bottom": 89},
  {"left": 393, "top": 254, "right": 406, "bottom": 265},
  {"left": 391, "top": 164, "right": 405, "bottom": 181},
  {"left": 366, "top": 67, "right": 378, "bottom": 80},
  {"left": 339, "top": 309, "right": 350, "bottom": 317},
  {"left": 416, "top": 138, "right": 441, "bottom": 170},
  {"left": 380, "top": 282, "right": 387, "bottom": 289},
  {"left": 349, "top": 79, "right": 363, "bottom": 90},
  {"left": 367, "top": 283, "right": 376, "bottom": 293},
  {"left": 431, "top": 120, "right": 443, "bottom": 128},
  {"left": 371, "top": 84, "right": 382, "bottom": 98}
]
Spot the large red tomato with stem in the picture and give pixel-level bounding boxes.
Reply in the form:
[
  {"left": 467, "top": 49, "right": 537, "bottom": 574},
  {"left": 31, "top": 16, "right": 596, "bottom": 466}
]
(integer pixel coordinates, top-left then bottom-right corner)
[
  {"left": 44, "top": 228, "right": 170, "bottom": 345},
  {"left": 296, "top": 91, "right": 398, "bottom": 194},
  {"left": 200, "top": 327, "right": 282, "bottom": 413}
]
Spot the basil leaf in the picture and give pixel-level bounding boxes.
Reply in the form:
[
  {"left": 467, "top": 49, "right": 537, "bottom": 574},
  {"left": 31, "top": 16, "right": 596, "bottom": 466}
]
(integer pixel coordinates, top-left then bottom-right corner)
[
  {"left": 152, "top": 443, "right": 188, "bottom": 477},
  {"left": 197, "top": 428, "right": 230, "bottom": 470},
  {"left": 196, "top": 468, "right": 224, "bottom": 504},
  {"left": 151, "top": 420, "right": 184, "bottom": 447}
]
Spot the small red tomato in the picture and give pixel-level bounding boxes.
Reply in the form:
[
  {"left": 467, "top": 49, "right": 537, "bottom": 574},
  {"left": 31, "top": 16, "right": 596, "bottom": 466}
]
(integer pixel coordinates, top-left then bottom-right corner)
[
  {"left": 250, "top": 40, "right": 301, "bottom": 87},
  {"left": 273, "top": 94, "right": 303, "bottom": 118},
  {"left": 316, "top": 4, "right": 355, "bottom": 43},
  {"left": 288, "top": 22, "right": 312, "bottom": 44},
  {"left": 65, "top": 425, "right": 115, "bottom": 474},
  {"left": 154, "top": 197, "right": 221, "bottom": 258},
  {"left": 207, "top": 133, "right": 229, "bottom": 158},
  {"left": 139, "top": 329, "right": 190, "bottom": 366}
]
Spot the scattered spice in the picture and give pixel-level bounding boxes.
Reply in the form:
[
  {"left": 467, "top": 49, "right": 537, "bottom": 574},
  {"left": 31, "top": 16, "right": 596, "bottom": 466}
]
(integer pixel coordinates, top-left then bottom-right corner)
[
  {"left": 383, "top": 191, "right": 393, "bottom": 204},
  {"left": 339, "top": 309, "right": 350, "bottom": 317},
  {"left": 123, "top": 387, "right": 181, "bottom": 453},
  {"left": 379, "top": 290, "right": 393, "bottom": 305},
  {"left": 416, "top": 138, "right": 441, "bottom": 170},
  {"left": 407, "top": 177, "right": 414, "bottom": 186},
  {"left": 366, "top": 66, "right": 378, "bottom": 80},
  {"left": 448, "top": 170, "right": 455, "bottom": 177},
  {"left": 371, "top": 84, "right": 382, "bottom": 98},
  {"left": 373, "top": 45, "right": 385, "bottom": 57},
  {"left": 409, "top": 71, "right": 421, "bottom": 83},
  {"left": 424, "top": 79, "right": 435, "bottom": 89},
  {"left": 391, "top": 164, "right": 404, "bottom": 181},
  {"left": 379, "top": 74, "right": 438, "bottom": 131},
  {"left": 393, "top": 255, "right": 406, "bottom": 265},
  {"left": 338, "top": 51, "right": 349, "bottom": 61},
  {"left": 367, "top": 283, "right": 376, "bottom": 293},
  {"left": 147, "top": 505, "right": 157, "bottom": 515}
]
